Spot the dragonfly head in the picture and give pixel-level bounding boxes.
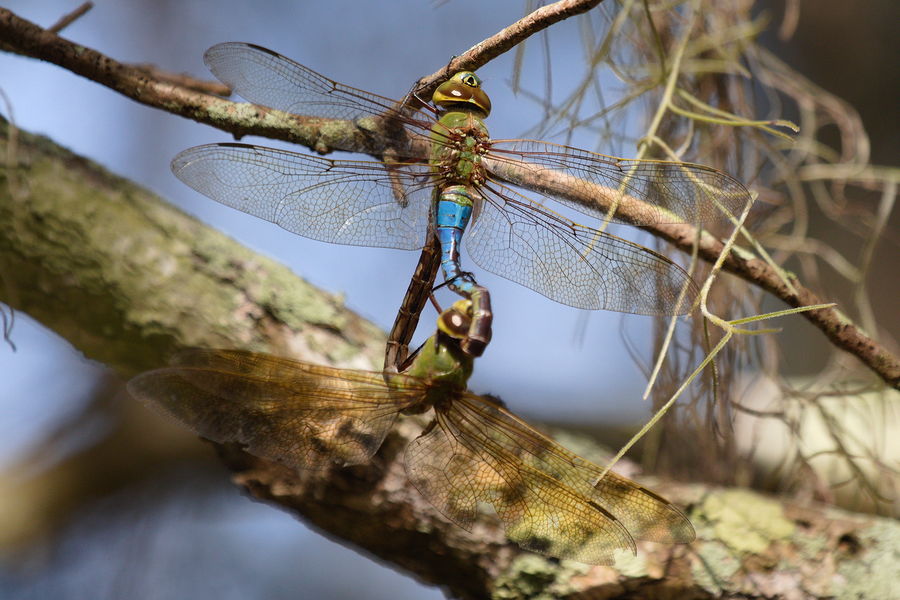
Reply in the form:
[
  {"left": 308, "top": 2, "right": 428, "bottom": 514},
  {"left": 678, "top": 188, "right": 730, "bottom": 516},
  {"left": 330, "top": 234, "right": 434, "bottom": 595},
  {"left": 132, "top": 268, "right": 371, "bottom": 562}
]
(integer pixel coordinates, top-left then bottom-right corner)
[
  {"left": 401, "top": 300, "right": 474, "bottom": 386},
  {"left": 437, "top": 299, "right": 474, "bottom": 341},
  {"left": 432, "top": 71, "right": 491, "bottom": 117}
]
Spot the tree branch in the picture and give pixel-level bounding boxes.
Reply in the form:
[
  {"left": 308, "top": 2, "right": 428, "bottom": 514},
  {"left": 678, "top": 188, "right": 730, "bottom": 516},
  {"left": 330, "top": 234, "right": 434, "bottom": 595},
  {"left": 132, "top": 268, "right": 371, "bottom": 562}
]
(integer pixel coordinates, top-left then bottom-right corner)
[
  {"left": 0, "top": 115, "right": 384, "bottom": 376},
  {"left": 2, "top": 105, "right": 897, "bottom": 600},
  {"left": 414, "top": 0, "right": 605, "bottom": 96},
  {"left": 0, "top": 6, "right": 893, "bottom": 385}
]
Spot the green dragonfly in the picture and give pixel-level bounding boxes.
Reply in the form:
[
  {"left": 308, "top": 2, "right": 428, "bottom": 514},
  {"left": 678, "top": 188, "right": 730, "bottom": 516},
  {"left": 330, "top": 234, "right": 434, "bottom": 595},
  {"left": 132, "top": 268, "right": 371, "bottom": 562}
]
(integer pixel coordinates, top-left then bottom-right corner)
[
  {"left": 172, "top": 43, "right": 751, "bottom": 369},
  {"left": 128, "top": 301, "right": 695, "bottom": 564}
]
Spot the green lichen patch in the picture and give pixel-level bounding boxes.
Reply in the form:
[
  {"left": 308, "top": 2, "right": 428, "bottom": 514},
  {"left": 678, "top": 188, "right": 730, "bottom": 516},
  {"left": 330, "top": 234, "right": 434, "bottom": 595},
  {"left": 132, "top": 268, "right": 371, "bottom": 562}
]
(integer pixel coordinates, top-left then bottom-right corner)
[
  {"left": 0, "top": 116, "right": 385, "bottom": 373},
  {"left": 793, "top": 528, "right": 829, "bottom": 557},
  {"left": 834, "top": 519, "right": 900, "bottom": 600},
  {"left": 492, "top": 554, "right": 590, "bottom": 600},
  {"left": 691, "top": 541, "right": 741, "bottom": 594},
  {"left": 699, "top": 489, "right": 795, "bottom": 555}
]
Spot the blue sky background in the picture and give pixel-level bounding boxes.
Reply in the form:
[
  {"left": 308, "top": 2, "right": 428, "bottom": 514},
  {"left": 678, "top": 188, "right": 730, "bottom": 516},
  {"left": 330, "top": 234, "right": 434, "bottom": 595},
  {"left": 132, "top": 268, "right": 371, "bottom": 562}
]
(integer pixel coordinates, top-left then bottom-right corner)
[
  {"left": 0, "top": 2, "right": 709, "bottom": 598},
  {"left": 1, "top": 0, "right": 672, "bottom": 454}
]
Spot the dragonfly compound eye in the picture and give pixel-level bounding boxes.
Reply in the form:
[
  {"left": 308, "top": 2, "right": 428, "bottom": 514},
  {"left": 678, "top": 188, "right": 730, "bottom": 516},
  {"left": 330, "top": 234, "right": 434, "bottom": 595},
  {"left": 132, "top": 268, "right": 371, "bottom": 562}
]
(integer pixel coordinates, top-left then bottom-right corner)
[
  {"left": 437, "top": 300, "right": 473, "bottom": 340},
  {"left": 462, "top": 73, "right": 479, "bottom": 88}
]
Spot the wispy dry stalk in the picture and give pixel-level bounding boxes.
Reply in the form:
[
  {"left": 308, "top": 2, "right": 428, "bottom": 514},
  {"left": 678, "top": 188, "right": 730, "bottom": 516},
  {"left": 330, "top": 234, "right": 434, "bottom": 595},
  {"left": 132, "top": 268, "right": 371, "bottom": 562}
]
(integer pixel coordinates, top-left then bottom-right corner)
[{"left": 509, "top": 0, "right": 897, "bottom": 514}]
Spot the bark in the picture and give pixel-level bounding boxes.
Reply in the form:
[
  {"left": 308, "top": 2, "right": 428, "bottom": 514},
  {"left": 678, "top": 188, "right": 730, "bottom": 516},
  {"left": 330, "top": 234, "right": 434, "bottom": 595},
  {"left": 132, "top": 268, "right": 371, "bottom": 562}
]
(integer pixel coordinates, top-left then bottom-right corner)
[
  {"left": 2, "top": 109, "right": 897, "bottom": 600},
  {"left": 0, "top": 118, "right": 385, "bottom": 375}
]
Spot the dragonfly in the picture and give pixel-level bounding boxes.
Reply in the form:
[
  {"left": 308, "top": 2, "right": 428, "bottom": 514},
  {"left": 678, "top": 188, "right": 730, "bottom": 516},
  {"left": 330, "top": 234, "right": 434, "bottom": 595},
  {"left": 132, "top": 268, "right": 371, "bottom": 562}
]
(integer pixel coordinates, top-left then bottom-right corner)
[
  {"left": 128, "top": 300, "right": 695, "bottom": 564},
  {"left": 172, "top": 43, "right": 751, "bottom": 369}
]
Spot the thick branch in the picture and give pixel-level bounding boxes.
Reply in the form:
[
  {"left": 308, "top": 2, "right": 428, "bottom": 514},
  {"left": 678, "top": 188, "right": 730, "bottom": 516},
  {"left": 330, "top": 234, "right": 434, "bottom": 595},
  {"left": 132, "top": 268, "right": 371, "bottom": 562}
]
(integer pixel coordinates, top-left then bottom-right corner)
[
  {"left": 0, "top": 116, "right": 384, "bottom": 375},
  {"left": 3, "top": 107, "right": 897, "bottom": 600},
  {"left": 0, "top": 6, "right": 893, "bottom": 385}
]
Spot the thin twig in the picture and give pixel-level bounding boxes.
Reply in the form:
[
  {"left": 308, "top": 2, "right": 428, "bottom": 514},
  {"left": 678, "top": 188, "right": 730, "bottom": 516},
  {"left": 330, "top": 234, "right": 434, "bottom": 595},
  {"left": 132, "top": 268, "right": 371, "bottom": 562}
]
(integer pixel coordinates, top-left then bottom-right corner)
[
  {"left": 129, "top": 62, "right": 231, "bottom": 96},
  {"left": 415, "top": 0, "right": 604, "bottom": 96},
  {"left": 47, "top": 1, "right": 93, "bottom": 34}
]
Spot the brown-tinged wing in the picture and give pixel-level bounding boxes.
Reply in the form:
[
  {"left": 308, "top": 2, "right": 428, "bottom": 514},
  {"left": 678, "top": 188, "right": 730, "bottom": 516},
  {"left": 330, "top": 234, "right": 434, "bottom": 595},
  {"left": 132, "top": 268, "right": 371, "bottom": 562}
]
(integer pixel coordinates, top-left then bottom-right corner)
[
  {"left": 445, "top": 393, "right": 695, "bottom": 545},
  {"left": 128, "top": 348, "right": 428, "bottom": 470},
  {"left": 405, "top": 396, "right": 636, "bottom": 564}
]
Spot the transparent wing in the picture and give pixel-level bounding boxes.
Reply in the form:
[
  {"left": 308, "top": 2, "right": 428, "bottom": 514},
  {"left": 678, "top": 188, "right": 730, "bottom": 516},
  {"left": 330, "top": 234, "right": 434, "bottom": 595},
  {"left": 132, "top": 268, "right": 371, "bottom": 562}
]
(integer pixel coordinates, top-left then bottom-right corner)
[
  {"left": 406, "top": 395, "right": 638, "bottom": 564},
  {"left": 128, "top": 349, "right": 428, "bottom": 469},
  {"left": 485, "top": 139, "right": 751, "bottom": 231},
  {"left": 204, "top": 42, "right": 433, "bottom": 126},
  {"left": 454, "top": 393, "right": 694, "bottom": 545},
  {"left": 172, "top": 143, "right": 433, "bottom": 250},
  {"left": 465, "top": 182, "right": 697, "bottom": 315}
]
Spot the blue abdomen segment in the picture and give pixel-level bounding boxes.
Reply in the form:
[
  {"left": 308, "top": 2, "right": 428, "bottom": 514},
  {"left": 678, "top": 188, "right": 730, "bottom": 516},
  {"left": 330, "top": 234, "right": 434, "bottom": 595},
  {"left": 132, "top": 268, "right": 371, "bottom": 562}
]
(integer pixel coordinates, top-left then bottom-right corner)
[
  {"left": 430, "top": 184, "right": 492, "bottom": 357},
  {"left": 435, "top": 187, "right": 476, "bottom": 294}
]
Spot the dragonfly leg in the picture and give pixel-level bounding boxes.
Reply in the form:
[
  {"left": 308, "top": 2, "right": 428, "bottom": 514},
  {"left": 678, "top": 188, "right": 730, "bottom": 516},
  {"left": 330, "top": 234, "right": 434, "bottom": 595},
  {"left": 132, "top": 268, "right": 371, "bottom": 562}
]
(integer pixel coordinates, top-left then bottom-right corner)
[{"left": 427, "top": 292, "right": 443, "bottom": 314}]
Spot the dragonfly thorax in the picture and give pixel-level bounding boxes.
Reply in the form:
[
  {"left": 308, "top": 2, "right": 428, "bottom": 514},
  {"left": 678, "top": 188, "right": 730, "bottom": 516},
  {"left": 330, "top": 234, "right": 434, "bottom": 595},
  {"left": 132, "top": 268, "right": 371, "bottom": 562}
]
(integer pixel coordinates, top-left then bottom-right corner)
[{"left": 430, "top": 111, "right": 490, "bottom": 186}]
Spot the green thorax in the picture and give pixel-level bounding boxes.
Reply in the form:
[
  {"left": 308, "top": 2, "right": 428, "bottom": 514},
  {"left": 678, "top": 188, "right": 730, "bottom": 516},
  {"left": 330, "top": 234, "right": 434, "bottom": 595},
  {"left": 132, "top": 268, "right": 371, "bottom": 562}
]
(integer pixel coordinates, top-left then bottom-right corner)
[
  {"left": 403, "top": 330, "right": 473, "bottom": 390},
  {"left": 429, "top": 110, "right": 490, "bottom": 184},
  {"left": 429, "top": 71, "right": 491, "bottom": 185}
]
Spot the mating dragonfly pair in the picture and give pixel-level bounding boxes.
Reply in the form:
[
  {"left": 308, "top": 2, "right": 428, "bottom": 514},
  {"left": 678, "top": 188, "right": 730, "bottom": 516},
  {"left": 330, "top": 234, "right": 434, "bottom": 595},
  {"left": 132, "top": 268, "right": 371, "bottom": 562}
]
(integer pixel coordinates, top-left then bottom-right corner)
[{"left": 132, "top": 43, "right": 751, "bottom": 562}]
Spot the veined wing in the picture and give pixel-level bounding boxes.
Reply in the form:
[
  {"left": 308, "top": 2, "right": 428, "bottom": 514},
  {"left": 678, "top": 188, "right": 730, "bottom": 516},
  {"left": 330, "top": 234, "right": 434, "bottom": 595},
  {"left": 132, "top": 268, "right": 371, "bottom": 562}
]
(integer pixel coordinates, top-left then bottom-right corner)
[
  {"left": 485, "top": 139, "right": 751, "bottom": 231},
  {"left": 172, "top": 143, "right": 433, "bottom": 250},
  {"left": 450, "top": 393, "right": 695, "bottom": 545},
  {"left": 127, "top": 349, "right": 429, "bottom": 469},
  {"left": 205, "top": 42, "right": 434, "bottom": 128},
  {"left": 405, "top": 396, "right": 635, "bottom": 564},
  {"left": 465, "top": 182, "right": 697, "bottom": 315}
]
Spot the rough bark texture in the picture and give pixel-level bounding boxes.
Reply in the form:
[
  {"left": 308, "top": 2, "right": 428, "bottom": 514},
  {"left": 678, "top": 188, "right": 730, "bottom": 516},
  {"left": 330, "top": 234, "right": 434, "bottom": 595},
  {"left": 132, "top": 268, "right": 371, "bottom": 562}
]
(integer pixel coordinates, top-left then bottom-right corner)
[
  {"left": 0, "top": 117, "right": 384, "bottom": 376},
  {"left": 2, "top": 111, "right": 897, "bottom": 600}
]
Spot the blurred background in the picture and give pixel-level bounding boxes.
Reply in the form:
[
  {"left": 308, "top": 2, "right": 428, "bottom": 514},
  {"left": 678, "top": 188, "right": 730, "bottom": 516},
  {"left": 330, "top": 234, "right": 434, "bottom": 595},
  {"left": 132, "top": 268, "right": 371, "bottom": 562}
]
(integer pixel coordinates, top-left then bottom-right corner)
[{"left": 1, "top": 1, "right": 896, "bottom": 598}]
